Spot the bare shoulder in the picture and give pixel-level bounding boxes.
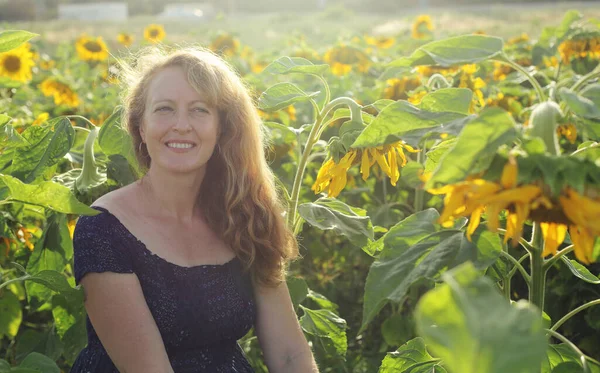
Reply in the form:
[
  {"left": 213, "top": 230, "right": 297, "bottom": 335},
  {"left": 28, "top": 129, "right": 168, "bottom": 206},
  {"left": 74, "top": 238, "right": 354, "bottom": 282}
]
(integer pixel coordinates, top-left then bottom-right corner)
[{"left": 92, "top": 182, "right": 141, "bottom": 215}]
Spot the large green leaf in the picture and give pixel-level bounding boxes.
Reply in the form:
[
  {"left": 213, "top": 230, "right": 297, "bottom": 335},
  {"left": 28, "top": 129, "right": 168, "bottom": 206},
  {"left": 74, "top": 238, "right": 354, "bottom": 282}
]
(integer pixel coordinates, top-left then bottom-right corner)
[
  {"left": 555, "top": 10, "right": 582, "bottom": 40},
  {"left": 0, "top": 30, "right": 37, "bottom": 53},
  {"left": 300, "top": 306, "right": 347, "bottom": 359},
  {"left": 15, "top": 328, "right": 64, "bottom": 363},
  {"left": 426, "top": 107, "right": 517, "bottom": 188},
  {"left": 18, "top": 353, "right": 60, "bottom": 373},
  {"left": 416, "top": 263, "right": 547, "bottom": 373},
  {"left": 97, "top": 109, "right": 139, "bottom": 174},
  {"left": 263, "top": 56, "right": 329, "bottom": 75},
  {"left": 0, "top": 290, "right": 22, "bottom": 339},
  {"left": 362, "top": 229, "right": 463, "bottom": 331},
  {"left": 0, "top": 174, "right": 98, "bottom": 215},
  {"left": 560, "top": 257, "right": 600, "bottom": 284},
  {"left": 298, "top": 197, "right": 374, "bottom": 247},
  {"left": 388, "top": 35, "right": 504, "bottom": 68},
  {"left": 258, "top": 82, "right": 319, "bottom": 112},
  {"left": 543, "top": 344, "right": 600, "bottom": 373},
  {"left": 560, "top": 87, "right": 600, "bottom": 120},
  {"left": 351, "top": 100, "right": 469, "bottom": 148},
  {"left": 378, "top": 337, "right": 446, "bottom": 373},
  {"left": 419, "top": 88, "right": 473, "bottom": 115},
  {"left": 287, "top": 276, "right": 309, "bottom": 311},
  {"left": 11, "top": 118, "right": 75, "bottom": 183}
]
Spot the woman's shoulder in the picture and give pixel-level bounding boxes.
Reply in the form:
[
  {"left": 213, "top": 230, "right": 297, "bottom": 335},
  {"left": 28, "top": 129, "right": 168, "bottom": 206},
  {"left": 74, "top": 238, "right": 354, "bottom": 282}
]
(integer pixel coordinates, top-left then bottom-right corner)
[{"left": 76, "top": 184, "right": 140, "bottom": 235}]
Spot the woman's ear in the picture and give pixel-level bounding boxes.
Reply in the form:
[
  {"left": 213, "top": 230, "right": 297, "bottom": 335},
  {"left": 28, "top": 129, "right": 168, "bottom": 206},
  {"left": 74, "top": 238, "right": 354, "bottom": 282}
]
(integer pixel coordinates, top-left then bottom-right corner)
[{"left": 139, "top": 122, "right": 146, "bottom": 143}]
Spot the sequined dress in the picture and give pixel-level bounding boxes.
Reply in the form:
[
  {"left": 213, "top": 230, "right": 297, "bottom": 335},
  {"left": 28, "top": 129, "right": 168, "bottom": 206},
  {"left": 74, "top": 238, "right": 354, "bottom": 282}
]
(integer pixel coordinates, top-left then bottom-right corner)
[{"left": 69, "top": 206, "right": 256, "bottom": 373}]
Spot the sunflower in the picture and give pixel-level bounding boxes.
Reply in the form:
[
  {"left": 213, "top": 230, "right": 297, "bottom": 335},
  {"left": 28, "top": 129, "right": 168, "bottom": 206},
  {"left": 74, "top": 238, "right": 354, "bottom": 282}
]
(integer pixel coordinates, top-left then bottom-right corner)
[
  {"left": 32, "top": 112, "right": 49, "bottom": 126},
  {"left": 415, "top": 65, "right": 458, "bottom": 78},
  {"left": 0, "top": 42, "right": 35, "bottom": 82},
  {"left": 458, "top": 64, "right": 486, "bottom": 111},
  {"left": 428, "top": 157, "right": 600, "bottom": 264},
  {"left": 75, "top": 35, "right": 109, "bottom": 62},
  {"left": 383, "top": 77, "right": 422, "bottom": 101},
  {"left": 412, "top": 15, "right": 434, "bottom": 39},
  {"left": 209, "top": 34, "right": 240, "bottom": 57},
  {"left": 557, "top": 123, "right": 577, "bottom": 144},
  {"left": 485, "top": 92, "right": 522, "bottom": 118},
  {"left": 312, "top": 141, "right": 418, "bottom": 197},
  {"left": 144, "top": 24, "right": 166, "bottom": 43},
  {"left": 323, "top": 45, "right": 370, "bottom": 76},
  {"left": 258, "top": 105, "right": 297, "bottom": 123},
  {"left": 39, "top": 78, "right": 80, "bottom": 108},
  {"left": 492, "top": 62, "right": 513, "bottom": 81},
  {"left": 408, "top": 90, "right": 428, "bottom": 105},
  {"left": 507, "top": 33, "right": 530, "bottom": 46},
  {"left": 365, "top": 35, "right": 395, "bottom": 49},
  {"left": 558, "top": 35, "right": 600, "bottom": 64},
  {"left": 17, "top": 227, "right": 35, "bottom": 251},
  {"left": 117, "top": 32, "right": 134, "bottom": 47}
]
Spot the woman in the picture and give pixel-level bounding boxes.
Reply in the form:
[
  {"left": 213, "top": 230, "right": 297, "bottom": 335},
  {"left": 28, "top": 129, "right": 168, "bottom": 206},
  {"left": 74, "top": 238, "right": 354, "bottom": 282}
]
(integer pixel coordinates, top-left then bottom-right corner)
[{"left": 69, "top": 47, "right": 319, "bottom": 373}]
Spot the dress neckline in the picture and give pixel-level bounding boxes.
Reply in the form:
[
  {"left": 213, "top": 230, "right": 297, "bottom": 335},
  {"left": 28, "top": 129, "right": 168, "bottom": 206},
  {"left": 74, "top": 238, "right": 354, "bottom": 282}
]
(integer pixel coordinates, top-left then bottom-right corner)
[{"left": 91, "top": 205, "right": 237, "bottom": 270}]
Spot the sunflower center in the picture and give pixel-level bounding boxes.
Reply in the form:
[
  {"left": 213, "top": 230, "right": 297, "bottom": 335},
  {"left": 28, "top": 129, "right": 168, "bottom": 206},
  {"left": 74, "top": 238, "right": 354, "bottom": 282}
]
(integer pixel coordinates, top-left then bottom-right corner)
[
  {"left": 84, "top": 41, "right": 102, "bottom": 53},
  {"left": 150, "top": 29, "right": 159, "bottom": 38},
  {"left": 4, "top": 55, "right": 21, "bottom": 72}
]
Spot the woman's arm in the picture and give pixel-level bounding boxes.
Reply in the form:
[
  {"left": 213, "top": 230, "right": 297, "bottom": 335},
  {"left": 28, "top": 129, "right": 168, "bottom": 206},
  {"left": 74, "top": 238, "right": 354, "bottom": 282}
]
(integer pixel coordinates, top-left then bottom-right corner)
[
  {"left": 253, "top": 280, "right": 319, "bottom": 373},
  {"left": 81, "top": 272, "right": 175, "bottom": 373}
]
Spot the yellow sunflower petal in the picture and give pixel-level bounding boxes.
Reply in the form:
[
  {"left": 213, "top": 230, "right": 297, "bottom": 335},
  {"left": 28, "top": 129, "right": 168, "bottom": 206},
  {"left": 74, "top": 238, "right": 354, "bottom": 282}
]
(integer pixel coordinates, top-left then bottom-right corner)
[{"left": 540, "top": 222, "right": 567, "bottom": 258}]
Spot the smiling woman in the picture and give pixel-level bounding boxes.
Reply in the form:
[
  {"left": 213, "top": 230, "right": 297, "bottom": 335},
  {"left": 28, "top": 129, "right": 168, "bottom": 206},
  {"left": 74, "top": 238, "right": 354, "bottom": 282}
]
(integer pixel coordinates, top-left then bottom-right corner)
[{"left": 69, "top": 46, "right": 319, "bottom": 373}]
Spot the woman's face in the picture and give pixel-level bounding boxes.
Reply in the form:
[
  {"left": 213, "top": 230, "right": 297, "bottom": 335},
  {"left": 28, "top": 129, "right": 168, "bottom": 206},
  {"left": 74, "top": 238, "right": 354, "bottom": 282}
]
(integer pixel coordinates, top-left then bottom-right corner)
[{"left": 140, "top": 65, "right": 219, "bottom": 175}]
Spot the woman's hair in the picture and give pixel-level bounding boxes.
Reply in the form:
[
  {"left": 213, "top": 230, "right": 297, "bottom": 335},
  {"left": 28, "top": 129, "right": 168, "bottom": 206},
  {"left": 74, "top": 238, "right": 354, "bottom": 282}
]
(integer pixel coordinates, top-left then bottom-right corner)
[{"left": 119, "top": 46, "right": 298, "bottom": 287}]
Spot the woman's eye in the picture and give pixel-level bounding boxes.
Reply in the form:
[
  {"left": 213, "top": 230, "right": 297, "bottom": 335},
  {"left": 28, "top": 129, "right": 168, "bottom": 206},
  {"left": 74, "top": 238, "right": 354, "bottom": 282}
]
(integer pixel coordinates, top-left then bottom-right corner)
[
  {"left": 155, "top": 106, "right": 172, "bottom": 112},
  {"left": 192, "top": 107, "right": 208, "bottom": 113}
]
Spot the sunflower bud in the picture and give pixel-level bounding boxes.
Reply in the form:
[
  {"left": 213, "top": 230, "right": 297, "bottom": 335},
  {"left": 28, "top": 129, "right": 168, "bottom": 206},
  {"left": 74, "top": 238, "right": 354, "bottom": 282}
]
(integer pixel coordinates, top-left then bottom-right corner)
[
  {"left": 528, "top": 100, "right": 563, "bottom": 156},
  {"left": 75, "top": 126, "right": 107, "bottom": 194}
]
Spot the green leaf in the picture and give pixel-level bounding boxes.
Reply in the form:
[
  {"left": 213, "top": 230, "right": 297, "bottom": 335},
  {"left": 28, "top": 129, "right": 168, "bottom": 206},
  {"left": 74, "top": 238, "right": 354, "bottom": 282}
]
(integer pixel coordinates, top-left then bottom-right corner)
[
  {"left": 264, "top": 121, "right": 298, "bottom": 143},
  {"left": 258, "top": 83, "right": 319, "bottom": 112},
  {"left": 0, "top": 174, "right": 99, "bottom": 215},
  {"left": 426, "top": 107, "right": 517, "bottom": 188},
  {"left": 0, "top": 290, "right": 22, "bottom": 339},
  {"left": 424, "top": 138, "right": 456, "bottom": 174},
  {"left": 450, "top": 227, "right": 502, "bottom": 270},
  {"left": 287, "top": 276, "right": 309, "bottom": 311},
  {"left": 560, "top": 87, "right": 600, "bottom": 120},
  {"left": 12, "top": 118, "right": 75, "bottom": 183},
  {"left": 298, "top": 197, "right": 374, "bottom": 247},
  {"left": 560, "top": 256, "right": 600, "bottom": 284},
  {"left": 378, "top": 337, "right": 446, "bottom": 373},
  {"left": 15, "top": 328, "right": 64, "bottom": 363},
  {"left": 415, "top": 262, "right": 547, "bottom": 373},
  {"left": 0, "top": 30, "right": 37, "bottom": 53},
  {"left": 263, "top": 56, "right": 329, "bottom": 75},
  {"left": 18, "top": 352, "right": 60, "bottom": 373},
  {"left": 555, "top": 10, "right": 582, "bottom": 39},
  {"left": 362, "top": 229, "right": 462, "bottom": 331},
  {"left": 419, "top": 88, "right": 473, "bottom": 115},
  {"left": 544, "top": 344, "right": 600, "bottom": 373},
  {"left": 351, "top": 100, "right": 469, "bottom": 148},
  {"left": 300, "top": 306, "right": 347, "bottom": 359},
  {"left": 0, "top": 114, "right": 10, "bottom": 126},
  {"left": 97, "top": 109, "right": 139, "bottom": 174},
  {"left": 388, "top": 35, "right": 504, "bottom": 68},
  {"left": 307, "top": 291, "right": 338, "bottom": 312}
]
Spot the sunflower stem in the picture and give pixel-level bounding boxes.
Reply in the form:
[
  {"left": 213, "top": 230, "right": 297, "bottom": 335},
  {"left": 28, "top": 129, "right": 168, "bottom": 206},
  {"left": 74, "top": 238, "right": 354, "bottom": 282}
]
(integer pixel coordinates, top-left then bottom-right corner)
[
  {"left": 529, "top": 222, "right": 546, "bottom": 312},
  {"left": 499, "top": 250, "right": 531, "bottom": 286},
  {"left": 414, "top": 147, "right": 425, "bottom": 212},
  {"left": 551, "top": 299, "right": 600, "bottom": 333},
  {"left": 316, "top": 75, "right": 331, "bottom": 109},
  {"left": 287, "top": 96, "right": 361, "bottom": 228},
  {"left": 506, "top": 253, "right": 530, "bottom": 283},
  {"left": 543, "top": 245, "right": 574, "bottom": 270},
  {"left": 570, "top": 67, "right": 600, "bottom": 93},
  {"left": 545, "top": 329, "right": 591, "bottom": 373},
  {"left": 494, "top": 54, "right": 546, "bottom": 103}
]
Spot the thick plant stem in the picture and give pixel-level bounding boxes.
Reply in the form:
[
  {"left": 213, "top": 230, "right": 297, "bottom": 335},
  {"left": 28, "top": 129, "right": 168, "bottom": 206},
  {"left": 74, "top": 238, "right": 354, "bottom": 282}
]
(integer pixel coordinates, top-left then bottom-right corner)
[
  {"left": 286, "top": 97, "right": 361, "bottom": 228},
  {"left": 571, "top": 67, "right": 600, "bottom": 93},
  {"left": 529, "top": 222, "right": 546, "bottom": 312},
  {"left": 494, "top": 54, "right": 546, "bottom": 103}
]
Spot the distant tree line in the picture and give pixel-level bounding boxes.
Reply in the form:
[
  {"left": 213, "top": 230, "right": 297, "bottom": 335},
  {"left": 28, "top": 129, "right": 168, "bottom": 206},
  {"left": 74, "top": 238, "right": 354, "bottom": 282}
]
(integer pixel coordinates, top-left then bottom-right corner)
[{"left": 0, "top": 0, "right": 597, "bottom": 21}]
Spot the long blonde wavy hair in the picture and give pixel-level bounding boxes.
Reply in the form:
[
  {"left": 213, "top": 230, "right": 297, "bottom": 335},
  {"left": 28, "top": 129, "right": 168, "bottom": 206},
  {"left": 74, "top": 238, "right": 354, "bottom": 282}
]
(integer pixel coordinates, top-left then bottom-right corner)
[{"left": 119, "top": 46, "right": 298, "bottom": 287}]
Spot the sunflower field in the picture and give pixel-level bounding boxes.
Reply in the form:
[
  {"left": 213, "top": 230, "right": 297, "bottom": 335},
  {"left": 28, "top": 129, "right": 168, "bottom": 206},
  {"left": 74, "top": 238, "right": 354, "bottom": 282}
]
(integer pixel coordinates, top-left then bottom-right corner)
[{"left": 2, "top": 6, "right": 600, "bottom": 373}]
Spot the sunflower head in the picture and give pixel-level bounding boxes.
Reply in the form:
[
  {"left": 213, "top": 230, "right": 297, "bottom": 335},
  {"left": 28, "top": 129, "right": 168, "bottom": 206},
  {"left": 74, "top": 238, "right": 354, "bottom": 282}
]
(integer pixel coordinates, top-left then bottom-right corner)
[
  {"left": 144, "top": 24, "right": 166, "bottom": 43},
  {"left": 75, "top": 35, "right": 109, "bottom": 62},
  {"left": 209, "top": 34, "right": 240, "bottom": 57},
  {"left": 323, "top": 45, "right": 370, "bottom": 76},
  {"left": 365, "top": 35, "right": 395, "bottom": 49},
  {"left": 0, "top": 42, "right": 35, "bottom": 83},
  {"left": 117, "top": 32, "right": 134, "bottom": 47},
  {"left": 412, "top": 15, "right": 434, "bottom": 39},
  {"left": 383, "top": 77, "right": 422, "bottom": 101}
]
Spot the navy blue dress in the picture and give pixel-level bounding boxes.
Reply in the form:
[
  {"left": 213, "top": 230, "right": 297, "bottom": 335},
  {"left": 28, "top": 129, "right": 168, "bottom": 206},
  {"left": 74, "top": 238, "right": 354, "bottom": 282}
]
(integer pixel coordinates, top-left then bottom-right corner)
[{"left": 69, "top": 206, "right": 256, "bottom": 373}]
